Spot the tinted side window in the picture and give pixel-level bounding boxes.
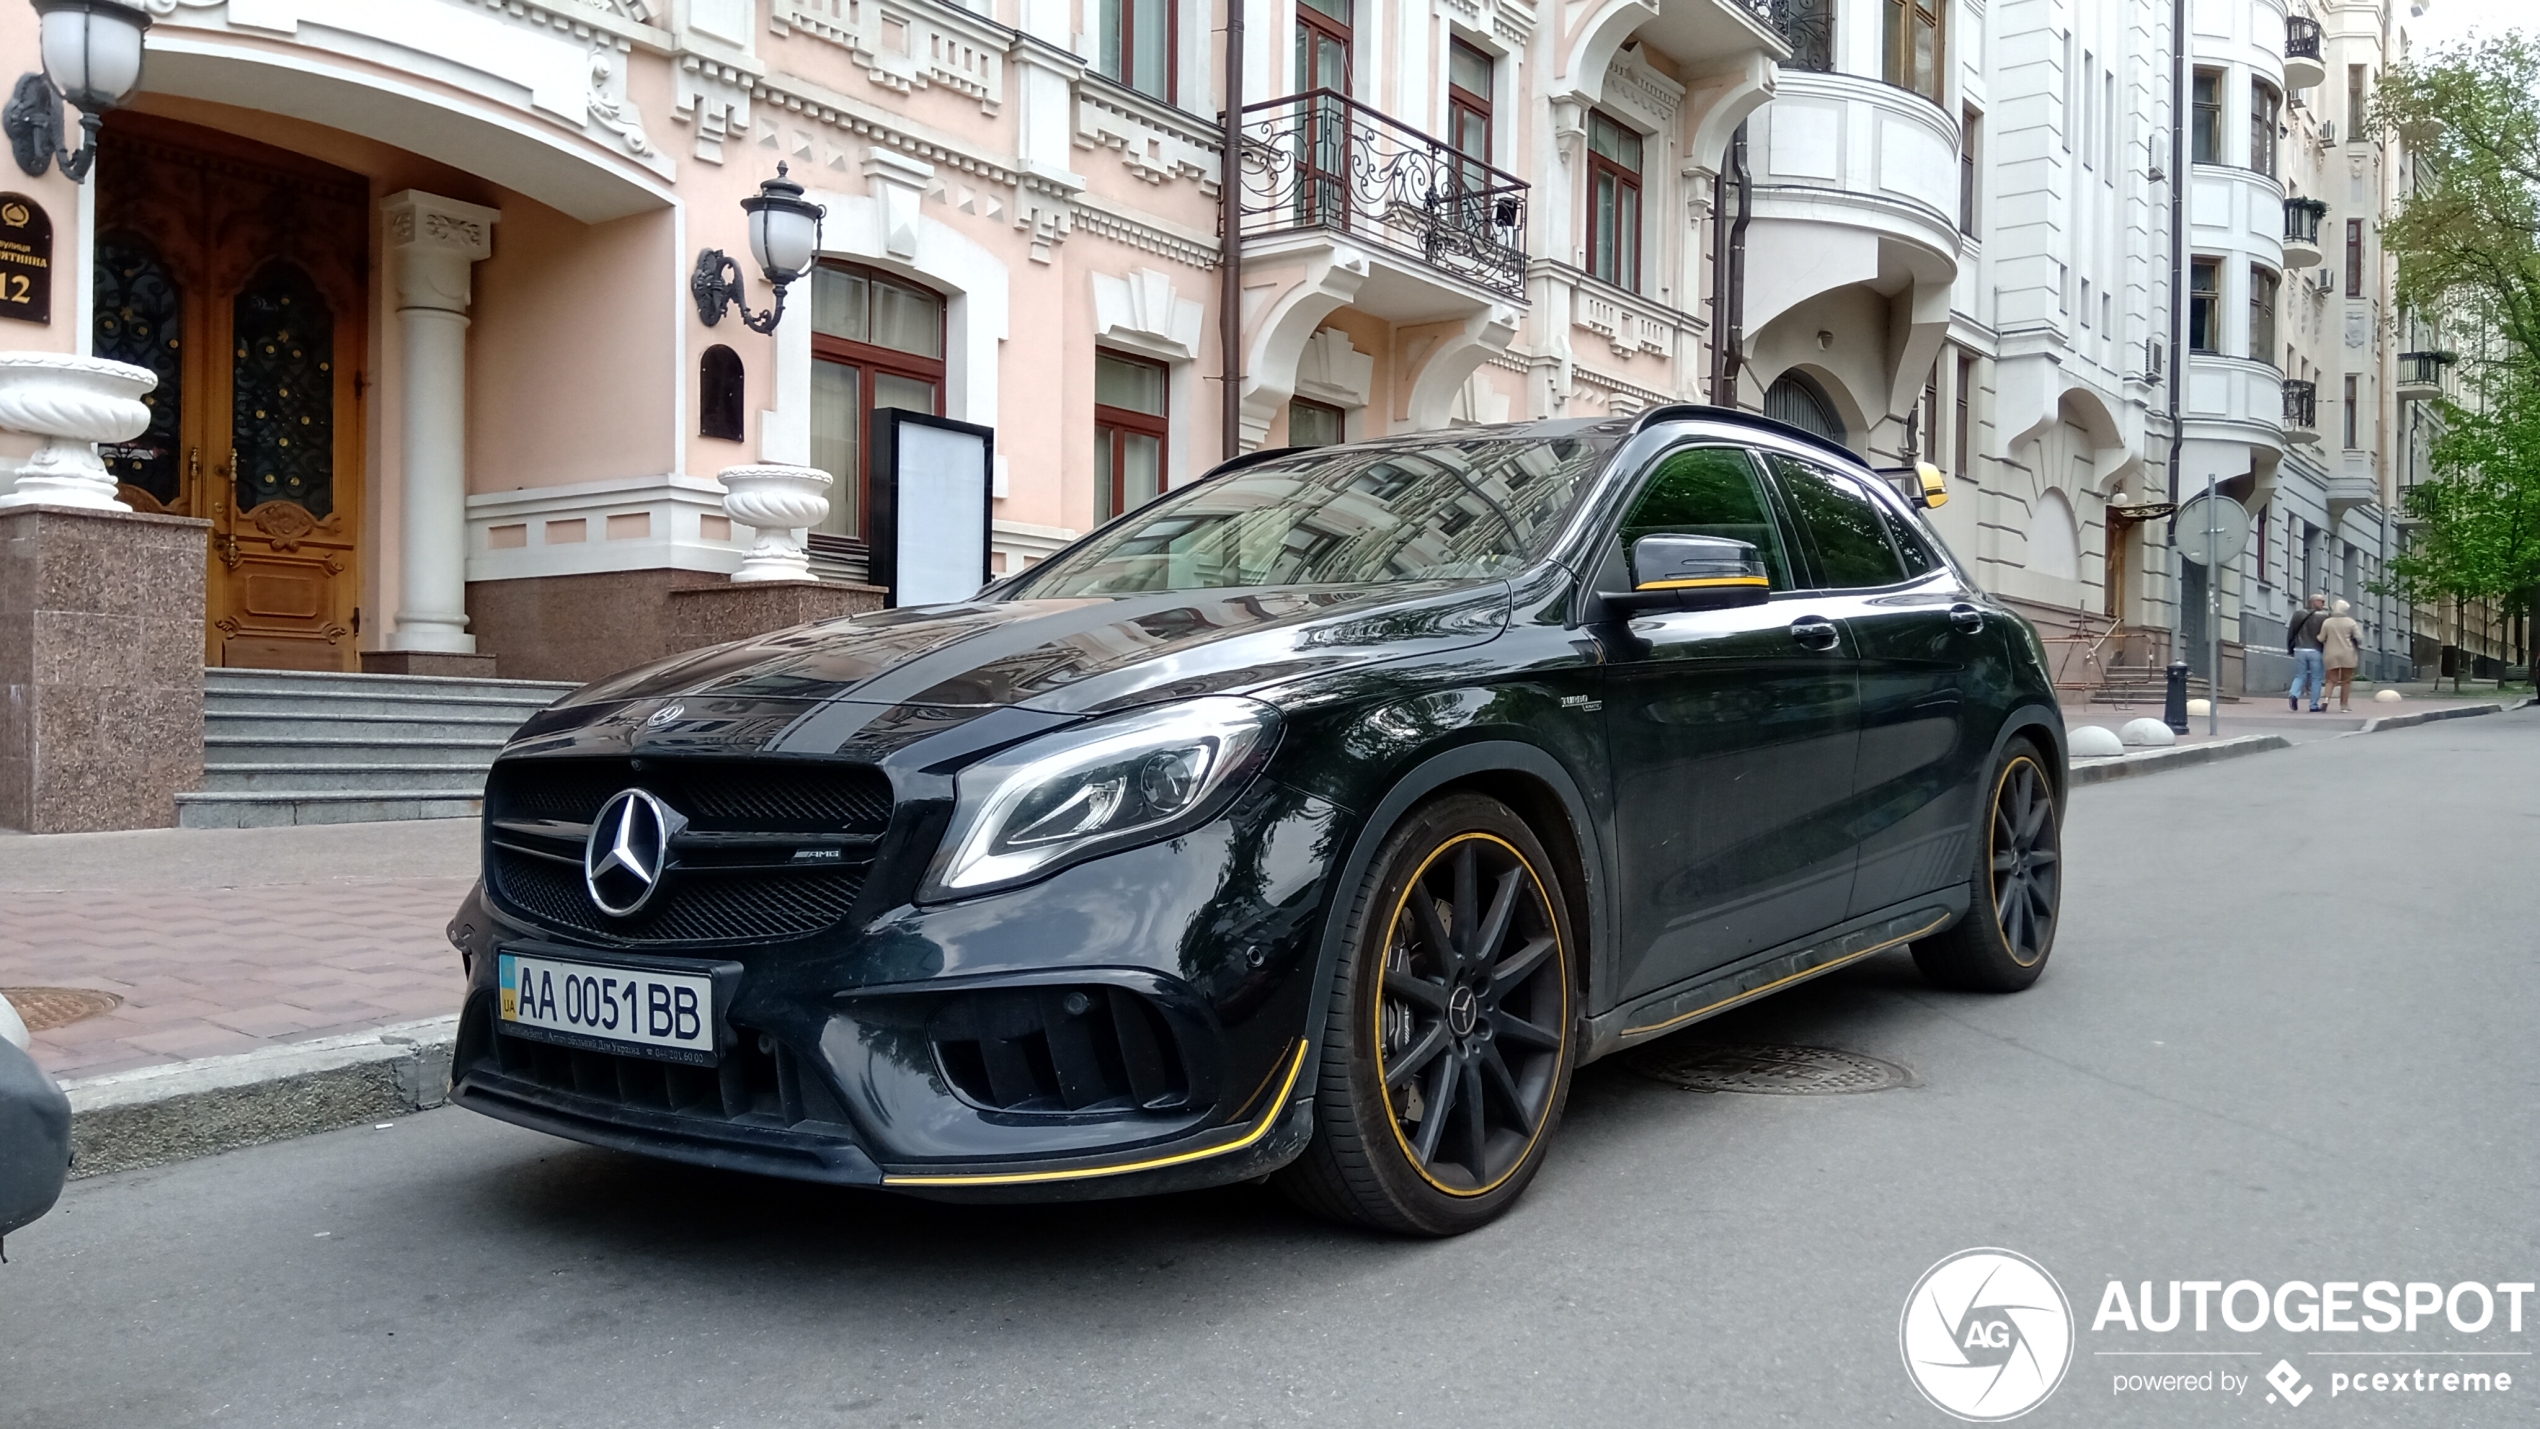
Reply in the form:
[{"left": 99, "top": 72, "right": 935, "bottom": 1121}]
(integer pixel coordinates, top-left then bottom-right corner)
[
  {"left": 1618, "top": 446, "right": 1794, "bottom": 589},
  {"left": 1878, "top": 502, "right": 1939, "bottom": 578},
  {"left": 1769, "top": 455, "right": 1908, "bottom": 589}
]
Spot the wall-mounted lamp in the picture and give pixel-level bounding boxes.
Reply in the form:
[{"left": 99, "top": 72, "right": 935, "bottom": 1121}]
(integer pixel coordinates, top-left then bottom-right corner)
[
  {"left": 690, "top": 163, "right": 826, "bottom": 334},
  {"left": 3, "top": 0, "right": 151, "bottom": 183}
]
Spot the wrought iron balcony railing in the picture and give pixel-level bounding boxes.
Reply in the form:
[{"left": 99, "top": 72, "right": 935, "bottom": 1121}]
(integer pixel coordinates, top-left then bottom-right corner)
[
  {"left": 1239, "top": 89, "right": 1529, "bottom": 302},
  {"left": 2283, "top": 378, "right": 2318, "bottom": 430},
  {"left": 2285, "top": 16, "right": 2324, "bottom": 64},
  {"left": 2397, "top": 350, "right": 2455, "bottom": 389},
  {"left": 2285, "top": 196, "right": 2328, "bottom": 247},
  {"left": 1770, "top": 0, "right": 1835, "bottom": 73}
]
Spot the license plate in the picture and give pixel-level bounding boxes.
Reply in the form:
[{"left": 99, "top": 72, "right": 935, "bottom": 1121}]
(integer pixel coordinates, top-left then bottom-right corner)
[{"left": 499, "top": 952, "right": 717, "bottom": 1064}]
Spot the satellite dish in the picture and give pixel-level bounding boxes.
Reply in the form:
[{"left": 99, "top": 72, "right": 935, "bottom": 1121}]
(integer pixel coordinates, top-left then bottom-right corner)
[{"left": 2175, "top": 492, "right": 2251, "bottom": 566}]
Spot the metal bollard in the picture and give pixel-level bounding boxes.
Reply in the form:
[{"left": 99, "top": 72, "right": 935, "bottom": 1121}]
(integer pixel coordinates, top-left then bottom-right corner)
[{"left": 2164, "top": 661, "right": 2191, "bottom": 734}]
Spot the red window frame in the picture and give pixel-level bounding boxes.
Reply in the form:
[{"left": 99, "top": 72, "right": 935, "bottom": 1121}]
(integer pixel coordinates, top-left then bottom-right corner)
[
  {"left": 1094, "top": 349, "right": 1170, "bottom": 521},
  {"left": 1586, "top": 110, "right": 1642, "bottom": 293},
  {"left": 810, "top": 261, "right": 947, "bottom": 544}
]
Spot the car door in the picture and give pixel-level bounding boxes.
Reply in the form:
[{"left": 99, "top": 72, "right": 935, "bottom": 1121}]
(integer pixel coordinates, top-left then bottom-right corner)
[
  {"left": 1761, "top": 454, "right": 1990, "bottom": 919},
  {"left": 1596, "top": 444, "right": 1862, "bottom": 1000}
]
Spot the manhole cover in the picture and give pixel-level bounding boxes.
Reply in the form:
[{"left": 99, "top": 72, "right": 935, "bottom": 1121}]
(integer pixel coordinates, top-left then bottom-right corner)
[
  {"left": 1630, "top": 1043, "right": 1909, "bottom": 1095},
  {"left": 2, "top": 987, "right": 123, "bottom": 1033}
]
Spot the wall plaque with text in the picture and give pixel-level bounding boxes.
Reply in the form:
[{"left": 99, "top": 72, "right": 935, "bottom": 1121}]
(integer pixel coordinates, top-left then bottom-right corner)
[{"left": 0, "top": 194, "right": 49, "bottom": 325}]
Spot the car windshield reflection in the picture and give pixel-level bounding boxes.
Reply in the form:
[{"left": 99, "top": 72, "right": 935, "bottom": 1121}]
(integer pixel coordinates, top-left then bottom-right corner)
[{"left": 1010, "top": 429, "right": 1624, "bottom": 597}]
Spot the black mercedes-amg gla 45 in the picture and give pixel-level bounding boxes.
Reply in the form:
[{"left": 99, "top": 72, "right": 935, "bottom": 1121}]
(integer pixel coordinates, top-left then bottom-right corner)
[{"left": 447, "top": 406, "right": 2066, "bottom": 1235}]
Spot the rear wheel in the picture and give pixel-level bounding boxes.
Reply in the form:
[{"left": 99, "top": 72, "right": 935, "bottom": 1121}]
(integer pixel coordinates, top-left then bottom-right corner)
[
  {"left": 1913, "top": 741, "right": 2062, "bottom": 992},
  {"left": 1275, "top": 793, "right": 1575, "bottom": 1236}
]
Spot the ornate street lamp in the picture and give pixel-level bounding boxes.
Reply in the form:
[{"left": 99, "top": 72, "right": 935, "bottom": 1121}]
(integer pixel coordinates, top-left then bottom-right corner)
[
  {"left": 690, "top": 162, "right": 826, "bottom": 334},
  {"left": 3, "top": 0, "right": 151, "bottom": 182}
]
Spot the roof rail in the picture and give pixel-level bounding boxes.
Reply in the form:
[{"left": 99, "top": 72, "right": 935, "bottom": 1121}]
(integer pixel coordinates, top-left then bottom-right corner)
[
  {"left": 1193, "top": 445, "right": 1313, "bottom": 483},
  {"left": 1631, "top": 403, "right": 1868, "bottom": 469}
]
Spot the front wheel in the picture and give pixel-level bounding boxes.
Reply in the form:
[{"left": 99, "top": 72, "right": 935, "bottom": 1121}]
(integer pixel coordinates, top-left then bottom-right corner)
[
  {"left": 1274, "top": 793, "right": 1576, "bottom": 1236},
  {"left": 1913, "top": 740, "right": 2062, "bottom": 992}
]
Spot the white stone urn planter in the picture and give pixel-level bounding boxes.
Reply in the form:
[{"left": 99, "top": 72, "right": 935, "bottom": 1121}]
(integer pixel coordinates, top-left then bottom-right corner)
[
  {"left": 0, "top": 353, "right": 159, "bottom": 512},
  {"left": 718, "top": 463, "right": 833, "bottom": 583}
]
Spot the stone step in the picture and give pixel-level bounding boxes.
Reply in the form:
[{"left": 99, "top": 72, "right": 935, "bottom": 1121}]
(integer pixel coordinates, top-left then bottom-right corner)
[
  {"left": 203, "top": 735, "right": 510, "bottom": 767},
  {"left": 196, "top": 762, "right": 495, "bottom": 794},
  {"left": 204, "top": 711, "right": 529, "bottom": 741},
  {"left": 174, "top": 789, "right": 485, "bottom": 829},
  {"left": 189, "top": 668, "right": 575, "bottom": 825},
  {"left": 203, "top": 667, "right": 576, "bottom": 702},
  {"left": 205, "top": 689, "right": 561, "bottom": 718}
]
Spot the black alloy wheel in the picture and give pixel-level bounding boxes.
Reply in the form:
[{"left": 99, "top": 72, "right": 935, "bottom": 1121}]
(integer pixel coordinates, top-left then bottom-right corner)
[
  {"left": 1277, "top": 793, "right": 1575, "bottom": 1235},
  {"left": 1913, "top": 741, "right": 2062, "bottom": 992}
]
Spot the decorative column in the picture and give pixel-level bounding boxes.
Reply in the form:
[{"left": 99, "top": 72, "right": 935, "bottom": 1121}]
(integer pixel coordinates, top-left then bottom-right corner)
[{"left": 379, "top": 190, "right": 499, "bottom": 662}]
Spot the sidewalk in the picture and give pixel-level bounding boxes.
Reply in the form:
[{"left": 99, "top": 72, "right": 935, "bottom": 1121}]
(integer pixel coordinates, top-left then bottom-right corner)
[
  {"left": 2059, "top": 682, "right": 2529, "bottom": 750},
  {"left": 0, "top": 820, "right": 475, "bottom": 1080}
]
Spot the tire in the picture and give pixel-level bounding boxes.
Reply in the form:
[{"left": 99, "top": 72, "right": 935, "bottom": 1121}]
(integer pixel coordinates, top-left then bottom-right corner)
[
  {"left": 1913, "top": 739, "right": 2063, "bottom": 992},
  {"left": 1274, "top": 792, "right": 1577, "bottom": 1236}
]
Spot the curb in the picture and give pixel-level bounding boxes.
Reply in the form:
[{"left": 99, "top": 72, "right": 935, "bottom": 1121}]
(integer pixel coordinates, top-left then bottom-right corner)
[
  {"left": 59, "top": 1016, "right": 457, "bottom": 1178},
  {"left": 2357, "top": 695, "right": 2531, "bottom": 734},
  {"left": 2069, "top": 734, "right": 2292, "bottom": 786}
]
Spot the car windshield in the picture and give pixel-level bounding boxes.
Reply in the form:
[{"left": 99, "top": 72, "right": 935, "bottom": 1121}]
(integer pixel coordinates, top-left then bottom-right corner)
[{"left": 1007, "top": 429, "right": 1624, "bottom": 596}]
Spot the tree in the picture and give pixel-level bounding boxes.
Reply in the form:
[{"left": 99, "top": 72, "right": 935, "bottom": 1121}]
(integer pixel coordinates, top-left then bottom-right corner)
[
  {"left": 2381, "top": 364, "right": 2540, "bottom": 688},
  {"left": 2376, "top": 35, "right": 2540, "bottom": 373}
]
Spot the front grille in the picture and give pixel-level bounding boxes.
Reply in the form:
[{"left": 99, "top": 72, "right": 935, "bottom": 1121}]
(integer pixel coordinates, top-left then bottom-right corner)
[
  {"left": 482, "top": 756, "right": 891, "bottom": 945},
  {"left": 487, "top": 758, "right": 892, "bottom": 835},
  {"left": 929, "top": 985, "right": 1197, "bottom": 1114},
  {"left": 491, "top": 853, "right": 865, "bottom": 943}
]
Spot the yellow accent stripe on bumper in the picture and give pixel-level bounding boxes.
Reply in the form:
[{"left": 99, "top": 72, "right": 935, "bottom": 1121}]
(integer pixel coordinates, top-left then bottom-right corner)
[{"left": 880, "top": 1039, "right": 1310, "bottom": 1189}]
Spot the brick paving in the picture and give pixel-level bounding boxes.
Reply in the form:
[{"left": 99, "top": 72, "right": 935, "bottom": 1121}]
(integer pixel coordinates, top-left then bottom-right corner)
[{"left": 1, "top": 876, "right": 471, "bottom": 1081}]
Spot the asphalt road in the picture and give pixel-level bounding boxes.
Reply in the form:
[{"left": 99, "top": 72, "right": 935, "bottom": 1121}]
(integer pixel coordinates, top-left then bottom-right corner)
[{"left": 6, "top": 713, "right": 2535, "bottom": 1428}]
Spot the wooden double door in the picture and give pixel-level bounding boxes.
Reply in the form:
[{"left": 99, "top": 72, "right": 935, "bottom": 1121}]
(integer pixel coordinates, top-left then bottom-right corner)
[{"left": 94, "top": 114, "right": 369, "bottom": 670}]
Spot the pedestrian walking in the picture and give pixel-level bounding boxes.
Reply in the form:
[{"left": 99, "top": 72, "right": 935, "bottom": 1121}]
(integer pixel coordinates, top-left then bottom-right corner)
[
  {"left": 2320, "top": 599, "right": 2363, "bottom": 712},
  {"left": 2288, "top": 593, "right": 2328, "bottom": 712}
]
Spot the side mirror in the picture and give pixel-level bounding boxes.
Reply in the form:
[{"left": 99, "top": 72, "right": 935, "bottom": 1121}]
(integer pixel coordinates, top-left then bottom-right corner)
[
  {"left": 1913, "top": 460, "right": 1949, "bottom": 509},
  {"left": 0, "top": 1034, "right": 72, "bottom": 1251},
  {"left": 1597, "top": 533, "right": 1772, "bottom": 616}
]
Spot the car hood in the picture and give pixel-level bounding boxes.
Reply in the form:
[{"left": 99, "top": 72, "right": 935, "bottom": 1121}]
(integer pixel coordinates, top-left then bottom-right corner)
[{"left": 509, "top": 582, "right": 1509, "bottom": 762}]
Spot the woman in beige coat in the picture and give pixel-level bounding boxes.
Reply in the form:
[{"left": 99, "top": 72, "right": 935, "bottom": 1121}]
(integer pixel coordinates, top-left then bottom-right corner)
[{"left": 2320, "top": 599, "right": 2364, "bottom": 711}]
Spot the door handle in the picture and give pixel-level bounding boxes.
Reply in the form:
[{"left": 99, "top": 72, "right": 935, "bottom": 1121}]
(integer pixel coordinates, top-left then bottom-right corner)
[
  {"left": 1790, "top": 616, "right": 1840, "bottom": 651},
  {"left": 1949, "top": 603, "right": 1986, "bottom": 634}
]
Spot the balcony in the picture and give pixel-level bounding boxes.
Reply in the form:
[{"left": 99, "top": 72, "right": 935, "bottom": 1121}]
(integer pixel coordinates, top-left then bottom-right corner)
[
  {"left": 2283, "top": 378, "right": 2321, "bottom": 445},
  {"left": 2284, "top": 16, "right": 2327, "bottom": 92},
  {"left": 2283, "top": 197, "right": 2327, "bottom": 268},
  {"left": 2396, "top": 350, "right": 2454, "bottom": 402},
  {"left": 1767, "top": 0, "right": 1834, "bottom": 73},
  {"left": 1239, "top": 90, "right": 1529, "bottom": 306}
]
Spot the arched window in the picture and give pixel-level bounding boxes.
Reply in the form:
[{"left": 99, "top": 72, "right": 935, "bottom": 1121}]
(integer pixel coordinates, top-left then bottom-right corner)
[
  {"left": 808, "top": 261, "right": 946, "bottom": 544},
  {"left": 1764, "top": 371, "right": 1844, "bottom": 445},
  {"left": 699, "top": 344, "right": 744, "bottom": 441}
]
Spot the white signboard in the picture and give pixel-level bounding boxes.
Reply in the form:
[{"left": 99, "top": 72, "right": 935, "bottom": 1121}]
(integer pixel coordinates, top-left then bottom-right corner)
[{"left": 873, "top": 411, "right": 993, "bottom": 606}]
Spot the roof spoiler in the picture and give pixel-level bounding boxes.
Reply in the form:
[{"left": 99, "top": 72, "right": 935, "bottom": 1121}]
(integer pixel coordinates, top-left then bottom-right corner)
[{"left": 1193, "top": 445, "right": 1313, "bottom": 482}]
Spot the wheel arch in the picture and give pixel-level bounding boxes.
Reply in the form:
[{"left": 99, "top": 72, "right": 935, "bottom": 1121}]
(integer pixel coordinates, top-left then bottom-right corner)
[{"left": 1293, "top": 740, "right": 1611, "bottom": 1101}]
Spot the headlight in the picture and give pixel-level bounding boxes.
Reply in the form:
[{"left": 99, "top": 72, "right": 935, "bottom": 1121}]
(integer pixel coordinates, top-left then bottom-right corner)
[{"left": 920, "top": 697, "right": 1279, "bottom": 900}]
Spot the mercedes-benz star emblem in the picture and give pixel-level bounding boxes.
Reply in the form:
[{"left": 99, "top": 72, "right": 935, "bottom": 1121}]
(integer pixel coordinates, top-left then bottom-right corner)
[{"left": 584, "top": 788, "right": 680, "bottom": 917}]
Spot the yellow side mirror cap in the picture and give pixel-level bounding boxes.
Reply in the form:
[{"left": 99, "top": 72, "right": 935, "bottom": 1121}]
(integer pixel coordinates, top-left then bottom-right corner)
[{"left": 1914, "top": 461, "right": 1948, "bottom": 509}]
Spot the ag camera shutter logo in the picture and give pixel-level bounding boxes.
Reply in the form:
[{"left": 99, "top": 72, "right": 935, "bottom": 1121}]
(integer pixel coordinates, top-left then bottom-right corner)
[{"left": 1901, "top": 1248, "right": 2076, "bottom": 1421}]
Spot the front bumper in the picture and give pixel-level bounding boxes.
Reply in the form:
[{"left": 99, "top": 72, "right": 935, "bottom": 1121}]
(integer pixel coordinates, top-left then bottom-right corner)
[{"left": 448, "top": 781, "right": 1345, "bottom": 1200}]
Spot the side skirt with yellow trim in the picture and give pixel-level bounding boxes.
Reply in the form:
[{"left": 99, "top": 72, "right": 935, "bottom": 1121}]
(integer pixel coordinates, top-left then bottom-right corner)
[
  {"left": 878, "top": 1041, "right": 1311, "bottom": 1202},
  {"left": 1582, "top": 897, "right": 1966, "bottom": 1060}
]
